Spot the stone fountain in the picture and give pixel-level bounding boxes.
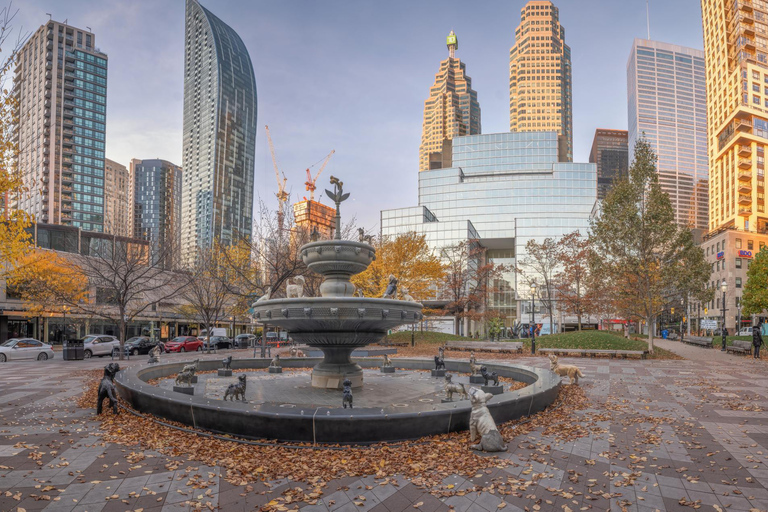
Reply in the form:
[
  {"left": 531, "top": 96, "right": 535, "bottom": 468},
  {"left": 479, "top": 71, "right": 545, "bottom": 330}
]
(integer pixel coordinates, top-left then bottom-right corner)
[{"left": 251, "top": 177, "right": 423, "bottom": 388}]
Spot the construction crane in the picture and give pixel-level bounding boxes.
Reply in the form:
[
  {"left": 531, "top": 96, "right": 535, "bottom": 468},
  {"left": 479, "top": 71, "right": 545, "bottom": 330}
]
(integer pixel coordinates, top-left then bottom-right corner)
[
  {"left": 264, "top": 125, "right": 289, "bottom": 228},
  {"left": 304, "top": 150, "right": 335, "bottom": 201}
]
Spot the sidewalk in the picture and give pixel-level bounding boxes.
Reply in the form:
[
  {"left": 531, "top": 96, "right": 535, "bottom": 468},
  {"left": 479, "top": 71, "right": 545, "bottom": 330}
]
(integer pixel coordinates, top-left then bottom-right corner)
[{"left": 653, "top": 336, "right": 752, "bottom": 362}]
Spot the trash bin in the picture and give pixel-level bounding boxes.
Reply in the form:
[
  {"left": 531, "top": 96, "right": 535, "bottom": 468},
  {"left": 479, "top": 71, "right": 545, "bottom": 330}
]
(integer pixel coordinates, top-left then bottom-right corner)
[{"left": 63, "top": 339, "right": 84, "bottom": 360}]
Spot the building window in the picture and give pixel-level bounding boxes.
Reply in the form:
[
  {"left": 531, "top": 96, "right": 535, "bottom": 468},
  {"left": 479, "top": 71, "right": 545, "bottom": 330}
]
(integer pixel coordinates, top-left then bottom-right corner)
[
  {"left": 736, "top": 238, "right": 742, "bottom": 249},
  {"left": 737, "top": 258, "right": 743, "bottom": 268},
  {"left": 717, "top": 261, "right": 720, "bottom": 271},
  {"left": 762, "top": 241, "right": 766, "bottom": 250},
  {"left": 749, "top": 240, "right": 754, "bottom": 250},
  {"left": 736, "top": 277, "right": 742, "bottom": 288}
]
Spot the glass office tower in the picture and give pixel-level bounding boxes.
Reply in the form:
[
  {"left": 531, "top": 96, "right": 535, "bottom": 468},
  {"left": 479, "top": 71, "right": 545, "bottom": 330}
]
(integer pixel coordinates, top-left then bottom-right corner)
[
  {"left": 182, "top": 0, "right": 257, "bottom": 265},
  {"left": 627, "top": 39, "right": 708, "bottom": 230},
  {"left": 382, "top": 131, "right": 596, "bottom": 330}
]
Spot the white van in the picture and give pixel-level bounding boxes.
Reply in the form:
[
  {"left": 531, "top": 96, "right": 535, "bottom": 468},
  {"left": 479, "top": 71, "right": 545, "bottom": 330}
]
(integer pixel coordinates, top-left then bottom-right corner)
[{"left": 199, "top": 327, "right": 227, "bottom": 338}]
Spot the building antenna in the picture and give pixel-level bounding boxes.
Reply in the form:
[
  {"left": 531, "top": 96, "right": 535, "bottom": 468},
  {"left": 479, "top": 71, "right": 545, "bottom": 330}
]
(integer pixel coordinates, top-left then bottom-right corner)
[{"left": 646, "top": 0, "right": 650, "bottom": 39}]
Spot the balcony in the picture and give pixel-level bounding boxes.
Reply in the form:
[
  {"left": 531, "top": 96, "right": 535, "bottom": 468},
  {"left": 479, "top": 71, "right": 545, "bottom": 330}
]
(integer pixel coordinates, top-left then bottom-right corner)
[
  {"left": 740, "top": 206, "right": 753, "bottom": 216},
  {"left": 61, "top": 174, "right": 73, "bottom": 184},
  {"left": 62, "top": 137, "right": 73, "bottom": 146},
  {"left": 739, "top": 144, "right": 752, "bottom": 156},
  {"left": 736, "top": 118, "right": 753, "bottom": 131},
  {"left": 739, "top": 158, "right": 753, "bottom": 168},
  {"left": 739, "top": 182, "right": 753, "bottom": 193},
  {"left": 739, "top": 194, "right": 753, "bottom": 204},
  {"left": 62, "top": 156, "right": 73, "bottom": 164},
  {"left": 65, "top": 51, "right": 75, "bottom": 62},
  {"left": 740, "top": 0, "right": 753, "bottom": 12}
]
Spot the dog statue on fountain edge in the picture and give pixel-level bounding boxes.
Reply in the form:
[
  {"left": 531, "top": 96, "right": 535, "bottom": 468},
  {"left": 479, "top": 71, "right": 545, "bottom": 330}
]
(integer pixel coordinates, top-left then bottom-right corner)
[
  {"left": 342, "top": 378, "right": 353, "bottom": 409},
  {"left": 468, "top": 387, "right": 507, "bottom": 452},
  {"left": 97, "top": 363, "right": 120, "bottom": 415}
]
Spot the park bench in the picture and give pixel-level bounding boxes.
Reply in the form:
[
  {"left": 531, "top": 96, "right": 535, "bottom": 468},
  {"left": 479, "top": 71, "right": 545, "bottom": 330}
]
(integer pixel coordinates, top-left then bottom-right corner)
[
  {"left": 681, "top": 336, "right": 711, "bottom": 348},
  {"left": 726, "top": 339, "right": 752, "bottom": 355},
  {"left": 445, "top": 341, "right": 524, "bottom": 354},
  {"left": 538, "top": 347, "right": 648, "bottom": 360}
]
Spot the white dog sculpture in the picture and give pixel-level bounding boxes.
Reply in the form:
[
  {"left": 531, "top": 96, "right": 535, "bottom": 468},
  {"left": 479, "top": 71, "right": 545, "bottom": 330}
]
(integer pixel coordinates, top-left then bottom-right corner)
[
  {"left": 400, "top": 287, "right": 416, "bottom": 302},
  {"left": 286, "top": 276, "right": 306, "bottom": 298},
  {"left": 468, "top": 387, "right": 507, "bottom": 452}
]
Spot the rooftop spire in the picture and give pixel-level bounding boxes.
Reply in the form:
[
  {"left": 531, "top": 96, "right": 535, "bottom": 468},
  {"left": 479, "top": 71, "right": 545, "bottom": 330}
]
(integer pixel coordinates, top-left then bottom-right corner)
[{"left": 447, "top": 30, "right": 458, "bottom": 58}]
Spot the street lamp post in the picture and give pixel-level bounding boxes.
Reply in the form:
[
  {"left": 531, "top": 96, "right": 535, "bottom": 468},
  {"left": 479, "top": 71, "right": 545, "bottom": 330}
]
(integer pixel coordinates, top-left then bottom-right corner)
[
  {"left": 721, "top": 279, "right": 728, "bottom": 351},
  {"left": 530, "top": 282, "right": 537, "bottom": 354}
]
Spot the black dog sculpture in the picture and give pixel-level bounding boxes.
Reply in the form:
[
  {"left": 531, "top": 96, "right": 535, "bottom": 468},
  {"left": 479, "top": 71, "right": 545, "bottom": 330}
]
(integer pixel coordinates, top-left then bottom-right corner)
[
  {"left": 480, "top": 366, "right": 499, "bottom": 386},
  {"left": 97, "top": 363, "right": 120, "bottom": 415},
  {"left": 434, "top": 355, "right": 446, "bottom": 371},
  {"left": 224, "top": 374, "right": 247, "bottom": 401},
  {"left": 342, "top": 378, "right": 353, "bottom": 409},
  {"left": 221, "top": 355, "right": 232, "bottom": 370}
]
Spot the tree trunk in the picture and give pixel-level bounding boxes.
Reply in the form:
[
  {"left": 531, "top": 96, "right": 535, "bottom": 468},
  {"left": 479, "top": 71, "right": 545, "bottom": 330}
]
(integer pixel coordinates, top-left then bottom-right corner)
[
  {"left": 647, "top": 316, "right": 655, "bottom": 354},
  {"left": 118, "top": 318, "right": 126, "bottom": 361},
  {"left": 577, "top": 313, "right": 582, "bottom": 331}
]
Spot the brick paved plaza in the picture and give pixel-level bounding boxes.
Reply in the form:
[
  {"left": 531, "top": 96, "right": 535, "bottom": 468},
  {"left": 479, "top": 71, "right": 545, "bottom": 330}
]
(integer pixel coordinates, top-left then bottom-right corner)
[{"left": 3, "top": 345, "right": 768, "bottom": 512}]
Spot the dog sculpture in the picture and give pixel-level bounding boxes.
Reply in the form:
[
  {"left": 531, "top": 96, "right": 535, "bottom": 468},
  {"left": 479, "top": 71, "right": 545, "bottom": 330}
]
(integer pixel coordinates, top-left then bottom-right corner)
[
  {"left": 434, "top": 355, "right": 446, "bottom": 370},
  {"left": 221, "top": 355, "right": 233, "bottom": 370},
  {"left": 400, "top": 287, "right": 415, "bottom": 302},
  {"left": 480, "top": 366, "right": 499, "bottom": 386},
  {"left": 286, "top": 276, "right": 306, "bottom": 298},
  {"left": 181, "top": 358, "right": 199, "bottom": 376},
  {"left": 382, "top": 275, "right": 398, "bottom": 299},
  {"left": 289, "top": 346, "right": 305, "bottom": 357},
  {"left": 382, "top": 353, "right": 393, "bottom": 367},
  {"left": 469, "top": 351, "right": 480, "bottom": 375},
  {"left": 269, "top": 354, "right": 280, "bottom": 367},
  {"left": 255, "top": 287, "right": 271, "bottom": 304},
  {"left": 175, "top": 367, "right": 195, "bottom": 386},
  {"left": 147, "top": 344, "right": 161, "bottom": 364},
  {"left": 224, "top": 374, "right": 247, "bottom": 402},
  {"left": 97, "top": 363, "right": 120, "bottom": 415},
  {"left": 468, "top": 387, "right": 507, "bottom": 452},
  {"left": 342, "top": 378, "right": 353, "bottom": 409},
  {"left": 548, "top": 355, "right": 584, "bottom": 385},
  {"left": 358, "top": 228, "right": 374, "bottom": 244},
  {"left": 444, "top": 374, "right": 468, "bottom": 401}
]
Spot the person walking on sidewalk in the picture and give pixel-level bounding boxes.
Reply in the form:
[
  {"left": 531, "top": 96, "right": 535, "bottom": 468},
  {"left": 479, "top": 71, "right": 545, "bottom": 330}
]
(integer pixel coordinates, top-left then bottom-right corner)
[{"left": 753, "top": 323, "right": 764, "bottom": 359}]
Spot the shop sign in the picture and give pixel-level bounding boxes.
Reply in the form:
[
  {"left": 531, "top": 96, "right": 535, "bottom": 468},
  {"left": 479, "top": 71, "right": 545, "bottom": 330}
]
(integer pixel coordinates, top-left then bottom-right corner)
[
  {"left": 739, "top": 250, "right": 753, "bottom": 258},
  {"left": 716, "top": 251, "right": 724, "bottom": 260}
]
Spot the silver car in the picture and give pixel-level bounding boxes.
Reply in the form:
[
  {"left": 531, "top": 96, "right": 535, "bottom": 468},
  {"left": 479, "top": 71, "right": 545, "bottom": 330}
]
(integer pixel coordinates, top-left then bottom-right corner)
[
  {"left": 0, "top": 338, "right": 55, "bottom": 362},
  {"left": 82, "top": 335, "right": 121, "bottom": 359}
]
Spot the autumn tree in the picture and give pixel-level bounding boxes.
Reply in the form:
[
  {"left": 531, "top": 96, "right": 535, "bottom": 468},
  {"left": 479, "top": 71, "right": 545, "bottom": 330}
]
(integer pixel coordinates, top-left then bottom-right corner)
[
  {"left": 517, "top": 238, "right": 560, "bottom": 335},
  {"left": 671, "top": 229, "right": 713, "bottom": 342},
  {"left": 352, "top": 232, "right": 444, "bottom": 301},
  {"left": 6, "top": 250, "right": 89, "bottom": 339},
  {"left": 555, "top": 231, "right": 595, "bottom": 331},
  {"left": 742, "top": 247, "right": 768, "bottom": 318},
  {"left": 590, "top": 137, "right": 681, "bottom": 354},
  {"left": 439, "top": 240, "right": 478, "bottom": 335},
  {"left": 1, "top": 5, "right": 32, "bottom": 274},
  {"left": 60, "top": 234, "right": 186, "bottom": 359}
]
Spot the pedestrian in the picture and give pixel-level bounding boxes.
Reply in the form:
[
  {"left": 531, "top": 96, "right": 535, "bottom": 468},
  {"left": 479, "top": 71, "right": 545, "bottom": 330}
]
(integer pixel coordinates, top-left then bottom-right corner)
[{"left": 753, "top": 322, "right": 764, "bottom": 359}]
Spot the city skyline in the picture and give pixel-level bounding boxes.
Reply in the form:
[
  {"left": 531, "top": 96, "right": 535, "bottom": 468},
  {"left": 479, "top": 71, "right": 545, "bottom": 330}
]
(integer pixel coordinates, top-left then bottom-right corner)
[{"left": 16, "top": 0, "right": 705, "bottom": 230}]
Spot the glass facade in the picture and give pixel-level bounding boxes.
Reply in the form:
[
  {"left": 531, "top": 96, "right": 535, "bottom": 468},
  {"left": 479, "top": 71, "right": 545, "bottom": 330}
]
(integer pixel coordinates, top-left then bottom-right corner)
[
  {"left": 382, "top": 131, "right": 597, "bottom": 323},
  {"left": 182, "top": 0, "right": 257, "bottom": 266},
  {"left": 589, "top": 129, "right": 628, "bottom": 200},
  {"left": 131, "top": 159, "right": 183, "bottom": 269},
  {"left": 627, "top": 39, "right": 708, "bottom": 230}
]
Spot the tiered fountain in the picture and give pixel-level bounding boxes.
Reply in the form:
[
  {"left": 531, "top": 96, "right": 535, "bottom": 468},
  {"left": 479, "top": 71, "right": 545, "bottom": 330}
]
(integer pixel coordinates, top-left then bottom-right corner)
[{"left": 251, "top": 177, "right": 423, "bottom": 388}]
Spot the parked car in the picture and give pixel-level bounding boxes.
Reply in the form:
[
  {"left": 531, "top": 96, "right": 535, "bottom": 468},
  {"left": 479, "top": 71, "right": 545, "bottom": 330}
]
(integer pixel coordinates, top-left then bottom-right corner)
[
  {"left": 234, "top": 334, "right": 256, "bottom": 348},
  {"left": 164, "top": 336, "right": 203, "bottom": 353},
  {"left": 203, "top": 336, "right": 233, "bottom": 350},
  {"left": 123, "top": 336, "right": 160, "bottom": 356},
  {"left": 0, "top": 338, "right": 55, "bottom": 362},
  {"left": 200, "top": 327, "right": 228, "bottom": 338},
  {"left": 82, "top": 335, "right": 121, "bottom": 359},
  {"left": 738, "top": 327, "right": 754, "bottom": 336}
]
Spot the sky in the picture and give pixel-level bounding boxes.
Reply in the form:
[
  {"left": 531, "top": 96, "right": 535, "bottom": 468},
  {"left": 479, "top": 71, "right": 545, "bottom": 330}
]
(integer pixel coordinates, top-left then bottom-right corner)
[{"left": 17, "top": 0, "right": 706, "bottom": 231}]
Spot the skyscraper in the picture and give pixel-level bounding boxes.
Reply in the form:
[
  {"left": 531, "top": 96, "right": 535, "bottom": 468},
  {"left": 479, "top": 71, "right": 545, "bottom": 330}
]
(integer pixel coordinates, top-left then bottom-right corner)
[
  {"left": 419, "top": 31, "right": 481, "bottom": 172},
  {"left": 13, "top": 20, "right": 107, "bottom": 232},
  {"left": 130, "top": 159, "right": 183, "bottom": 269},
  {"left": 104, "top": 159, "right": 131, "bottom": 237},
  {"left": 589, "top": 129, "right": 628, "bottom": 201},
  {"left": 627, "top": 39, "right": 708, "bottom": 230},
  {"left": 701, "top": 0, "right": 768, "bottom": 233},
  {"left": 182, "top": 0, "right": 257, "bottom": 265},
  {"left": 509, "top": 0, "right": 572, "bottom": 161}
]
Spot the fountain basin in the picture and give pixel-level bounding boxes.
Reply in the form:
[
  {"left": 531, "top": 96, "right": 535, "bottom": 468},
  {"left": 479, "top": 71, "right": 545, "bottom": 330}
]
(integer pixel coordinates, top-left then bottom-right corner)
[{"left": 253, "top": 297, "right": 423, "bottom": 388}]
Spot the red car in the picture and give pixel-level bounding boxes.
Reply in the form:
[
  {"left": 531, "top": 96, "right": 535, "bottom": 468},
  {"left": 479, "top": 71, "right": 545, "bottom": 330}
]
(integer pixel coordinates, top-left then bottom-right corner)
[{"left": 164, "top": 336, "right": 203, "bottom": 353}]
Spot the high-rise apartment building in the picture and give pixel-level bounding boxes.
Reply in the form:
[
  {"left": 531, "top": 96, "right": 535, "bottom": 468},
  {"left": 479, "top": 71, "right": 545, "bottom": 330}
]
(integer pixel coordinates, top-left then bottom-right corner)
[
  {"left": 589, "top": 129, "right": 629, "bottom": 201},
  {"left": 182, "top": 0, "right": 257, "bottom": 265},
  {"left": 702, "top": 0, "right": 768, "bottom": 233},
  {"left": 419, "top": 31, "right": 481, "bottom": 172},
  {"left": 104, "top": 159, "right": 131, "bottom": 237},
  {"left": 13, "top": 21, "right": 108, "bottom": 232},
  {"left": 627, "top": 39, "right": 708, "bottom": 230},
  {"left": 293, "top": 200, "right": 336, "bottom": 239},
  {"left": 130, "top": 159, "right": 183, "bottom": 269},
  {"left": 509, "top": 0, "right": 572, "bottom": 161}
]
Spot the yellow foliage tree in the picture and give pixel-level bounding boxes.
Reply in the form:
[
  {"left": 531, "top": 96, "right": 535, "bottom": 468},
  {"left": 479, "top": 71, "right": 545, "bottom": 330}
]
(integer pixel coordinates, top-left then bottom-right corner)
[
  {"left": 6, "top": 250, "right": 89, "bottom": 335},
  {"left": 352, "top": 232, "right": 444, "bottom": 301}
]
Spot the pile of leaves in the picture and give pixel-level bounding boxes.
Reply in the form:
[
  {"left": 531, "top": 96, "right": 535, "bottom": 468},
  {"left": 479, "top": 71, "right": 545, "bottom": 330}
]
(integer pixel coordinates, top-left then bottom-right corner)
[{"left": 78, "top": 370, "right": 592, "bottom": 508}]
